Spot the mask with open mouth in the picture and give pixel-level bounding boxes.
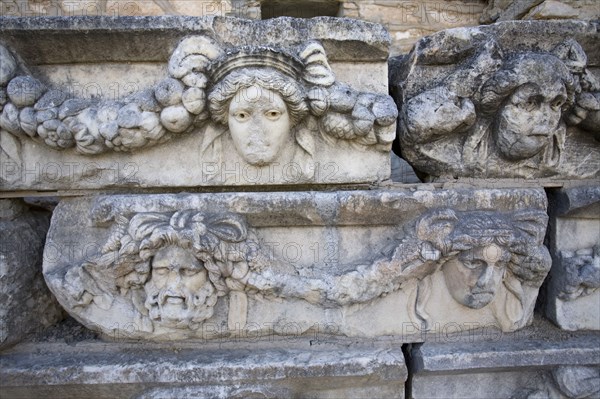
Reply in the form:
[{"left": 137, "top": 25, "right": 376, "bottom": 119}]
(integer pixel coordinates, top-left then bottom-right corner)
[{"left": 143, "top": 245, "right": 218, "bottom": 329}]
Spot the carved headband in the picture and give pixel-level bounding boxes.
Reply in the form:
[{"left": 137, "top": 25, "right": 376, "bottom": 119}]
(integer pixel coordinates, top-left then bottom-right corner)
[
  {"left": 208, "top": 47, "right": 305, "bottom": 83},
  {"left": 168, "top": 35, "right": 335, "bottom": 88}
]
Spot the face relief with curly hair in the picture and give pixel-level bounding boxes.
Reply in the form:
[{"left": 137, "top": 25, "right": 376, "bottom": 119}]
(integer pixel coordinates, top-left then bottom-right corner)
[
  {"left": 208, "top": 68, "right": 308, "bottom": 166},
  {"left": 482, "top": 55, "right": 573, "bottom": 163},
  {"left": 143, "top": 245, "right": 217, "bottom": 330}
]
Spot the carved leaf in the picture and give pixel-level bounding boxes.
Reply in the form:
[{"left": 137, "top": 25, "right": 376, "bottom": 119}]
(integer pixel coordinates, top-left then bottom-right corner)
[
  {"left": 206, "top": 213, "right": 247, "bottom": 243},
  {"left": 493, "top": 276, "right": 524, "bottom": 332},
  {"left": 299, "top": 42, "right": 335, "bottom": 87},
  {"left": 0, "top": 129, "right": 22, "bottom": 166},
  {"left": 544, "top": 130, "right": 564, "bottom": 168},
  {"left": 199, "top": 123, "right": 226, "bottom": 164},
  {"left": 295, "top": 124, "right": 315, "bottom": 157},
  {"left": 353, "top": 130, "right": 378, "bottom": 147},
  {"left": 227, "top": 290, "right": 248, "bottom": 331},
  {"left": 505, "top": 280, "right": 524, "bottom": 326},
  {"left": 293, "top": 124, "right": 316, "bottom": 179},
  {"left": 415, "top": 275, "right": 433, "bottom": 331},
  {"left": 127, "top": 213, "right": 171, "bottom": 240},
  {"left": 512, "top": 210, "right": 548, "bottom": 243}
]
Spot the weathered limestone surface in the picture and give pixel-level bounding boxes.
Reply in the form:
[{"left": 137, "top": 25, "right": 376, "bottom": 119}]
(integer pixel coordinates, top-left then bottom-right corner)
[
  {"left": 339, "top": 0, "right": 487, "bottom": 56},
  {"left": 0, "top": 336, "right": 407, "bottom": 399},
  {"left": 0, "top": 199, "right": 63, "bottom": 350},
  {"left": 1, "top": 10, "right": 597, "bottom": 399},
  {"left": 43, "top": 188, "right": 550, "bottom": 341},
  {"left": 410, "top": 320, "right": 600, "bottom": 398},
  {"left": 481, "top": 0, "right": 600, "bottom": 23},
  {"left": 0, "top": 0, "right": 240, "bottom": 17},
  {"left": 391, "top": 20, "right": 600, "bottom": 182},
  {"left": 0, "top": 16, "right": 396, "bottom": 191},
  {"left": 3, "top": 1, "right": 596, "bottom": 59},
  {"left": 545, "top": 185, "right": 600, "bottom": 331}
]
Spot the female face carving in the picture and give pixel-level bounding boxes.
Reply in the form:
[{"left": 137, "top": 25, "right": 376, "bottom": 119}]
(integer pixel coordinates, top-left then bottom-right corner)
[
  {"left": 442, "top": 243, "right": 508, "bottom": 309},
  {"left": 228, "top": 84, "right": 292, "bottom": 166}
]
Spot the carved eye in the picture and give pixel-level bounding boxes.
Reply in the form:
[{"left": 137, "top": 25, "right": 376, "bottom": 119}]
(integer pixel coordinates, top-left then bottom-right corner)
[
  {"left": 182, "top": 268, "right": 200, "bottom": 277},
  {"left": 265, "top": 110, "right": 282, "bottom": 120},
  {"left": 522, "top": 96, "right": 538, "bottom": 112},
  {"left": 551, "top": 96, "right": 565, "bottom": 110},
  {"left": 234, "top": 111, "right": 250, "bottom": 122},
  {"left": 153, "top": 267, "right": 169, "bottom": 276},
  {"left": 493, "top": 261, "right": 507, "bottom": 269},
  {"left": 463, "top": 260, "right": 485, "bottom": 270}
]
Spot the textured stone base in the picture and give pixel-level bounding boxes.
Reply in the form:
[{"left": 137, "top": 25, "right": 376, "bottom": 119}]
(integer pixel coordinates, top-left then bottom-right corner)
[
  {"left": 409, "top": 319, "right": 600, "bottom": 399},
  {"left": 0, "top": 332, "right": 407, "bottom": 399}
]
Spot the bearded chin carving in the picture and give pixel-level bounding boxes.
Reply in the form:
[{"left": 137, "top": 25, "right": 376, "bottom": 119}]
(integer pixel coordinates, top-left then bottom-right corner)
[{"left": 144, "top": 280, "right": 218, "bottom": 330}]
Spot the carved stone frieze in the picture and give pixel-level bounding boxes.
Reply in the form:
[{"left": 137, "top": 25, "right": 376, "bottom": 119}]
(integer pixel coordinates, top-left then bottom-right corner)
[
  {"left": 390, "top": 20, "right": 600, "bottom": 181},
  {"left": 545, "top": 185, "right": 600, "bottom": 331},
  {"left": 0, "top": 16, "right": 396, "bottom": 190},
  {"left": 43, "top": 188, "right": 550, "bottom": 340}
]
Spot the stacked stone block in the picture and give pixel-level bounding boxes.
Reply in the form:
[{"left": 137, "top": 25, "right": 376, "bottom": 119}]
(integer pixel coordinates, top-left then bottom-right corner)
[
  {"left": 0, "top": 14, "right": 598, "bottom": 399},
  {"left": 389, "top": 19, "right": 600, "bottom": 398}
]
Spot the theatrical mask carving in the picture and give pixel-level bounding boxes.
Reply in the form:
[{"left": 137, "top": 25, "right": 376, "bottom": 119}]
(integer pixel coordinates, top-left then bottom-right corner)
[
  {"left": 442, "top": 243, "right": 509, "bottom": 310},
  {"left": 0, "top": 36, "right": 397, "bottom": 179},
  {"left": 49, "top": 202, "right": 550, "bottom": 338},
  {"left": 242, "top": 208, "right": 547, "bottom": 332},
  {"left": 411, "top": 209, "right": 551, "bottom": 332},
  {"left": 60, "top": 210, "right": 255, "bottom": 333},
  {"left": 394, "top": 26, "right": 600, "bottom": 180}
]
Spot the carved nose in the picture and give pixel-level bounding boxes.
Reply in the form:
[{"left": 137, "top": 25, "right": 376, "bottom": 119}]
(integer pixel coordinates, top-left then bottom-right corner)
[
  {"left": 532, "top": 104, "right": 560, "bottom": 130},
  {"left": 166, "top": 271, "right": 182, "bottom": 287},
  {"left": 477, "top": 265, "right": 494, "bottom": 288},
  {"left": 247, "top": 122, "right": 268, "bottom": 144}
]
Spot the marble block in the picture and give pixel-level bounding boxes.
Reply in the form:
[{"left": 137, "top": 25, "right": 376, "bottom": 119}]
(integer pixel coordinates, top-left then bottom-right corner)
[
  {"left": 390, "top": 20, "right": 600, "bottom": 181},
  {"left": 0, "top": 199, "right": 63, "bottom": 350},
  {"left": 545, "top": 184, "right": 600, "bottom": 331},
  {"left": 0, "top": 16, "right": 397, "bottom": 192},
  {"left": 0, "top": 336, "right": 407, "bottom": 399},
  {"left": 43, "top": 188, "right": 551, "bottom": 341},
  {"left": 409, "top": 321, "right": 600, "bottom": 399}
]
